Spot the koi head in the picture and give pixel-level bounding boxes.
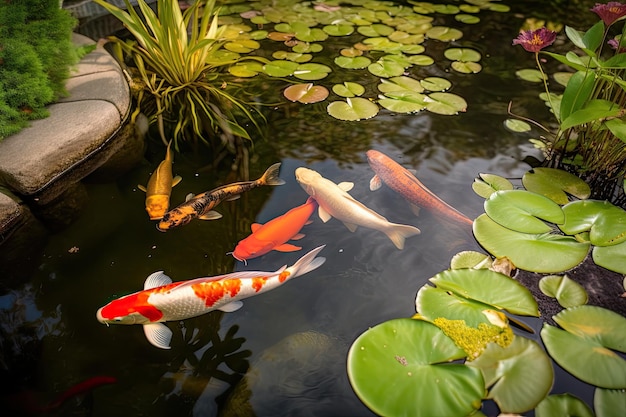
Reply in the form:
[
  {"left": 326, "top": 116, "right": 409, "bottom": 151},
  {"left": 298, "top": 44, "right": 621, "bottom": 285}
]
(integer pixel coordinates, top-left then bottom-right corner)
[
  {"left": 145, "top": 195, "right": 169, "bottom": 220},
  {"left": 295, "top": 167, "right": 322, "bottom": 195},
  {"left": 157, "top": 206, "right": 195, "bottom": 231},
  {"left": 96, "top": 293, "right": 162, "bottom": 326}
]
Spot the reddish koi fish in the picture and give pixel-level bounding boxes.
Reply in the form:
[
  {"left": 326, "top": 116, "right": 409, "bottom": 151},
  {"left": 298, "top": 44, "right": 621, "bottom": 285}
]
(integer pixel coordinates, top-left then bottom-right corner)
[
  {"left": 96, "top": 246, "right": 326, "bottom": 349},
  {"left": 366, "top": 150, "right": 473, "bottom": 227},
  {"left": 138, "top": 141, "right": 182, "bottom": 220},
  {"left": 157, "top": 162, "right": 285, "bottom": 231},
  {"left": 230, "top": 197, "right": 319, "bottom": 263}
]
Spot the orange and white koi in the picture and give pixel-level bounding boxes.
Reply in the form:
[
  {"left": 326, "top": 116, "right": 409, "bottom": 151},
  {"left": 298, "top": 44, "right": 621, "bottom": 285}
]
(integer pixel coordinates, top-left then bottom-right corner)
[
  {"left": 96, "top": 245, "right": 326, "bottom": 349},
  {"left": 230, "top": 197, "right": 319, "bottom": 263},
  {"left": 366, "top": 150, "right": 473, "bottom": 228},
  {"left": 157, "top": 162, "right": 285, "bottom": 231},
  {"left": 138, "top": 141, "right": 182, "bottom": 220},
  {"left": 295, "top": 167, "right": 420, "bottom": 250}
]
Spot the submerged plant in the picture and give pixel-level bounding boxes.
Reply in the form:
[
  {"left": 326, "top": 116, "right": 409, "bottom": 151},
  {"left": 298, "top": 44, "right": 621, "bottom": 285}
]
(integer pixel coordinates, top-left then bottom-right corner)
[
  {"left": 511, "top": 2, "right": 626, "bottom": 204},
  {"left": 93, "top": 0, "right": 267, "bottom": 154}
]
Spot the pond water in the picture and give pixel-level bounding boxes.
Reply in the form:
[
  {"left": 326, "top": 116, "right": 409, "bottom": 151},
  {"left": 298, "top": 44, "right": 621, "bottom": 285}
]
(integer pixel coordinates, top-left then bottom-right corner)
[{"left": 0, "top": 1, "right": 605, "bottom": 416}]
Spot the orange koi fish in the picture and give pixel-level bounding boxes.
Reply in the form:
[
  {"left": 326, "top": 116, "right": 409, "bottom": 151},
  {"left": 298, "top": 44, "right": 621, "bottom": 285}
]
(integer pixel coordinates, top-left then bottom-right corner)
[
  {"left": 157, "top": 162, "right": 285, "bottom": 231},
  {"left": 138, "top": 141, "right": 182, "bottom": 220},
  {"left": 230, "top": 197, "right": 319, "bottom": 263},
  {"left": 366, "top": 150, "right": 473, "bottom": 228},
  {"left": 96, "top": 245, "right": 326, "bottom": 349}
]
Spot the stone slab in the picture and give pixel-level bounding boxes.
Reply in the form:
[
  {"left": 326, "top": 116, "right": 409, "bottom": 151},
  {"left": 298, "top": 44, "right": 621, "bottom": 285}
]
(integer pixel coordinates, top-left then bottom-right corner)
[
  {"left": 59, "top": 69, "right": 129, "bottom": 118},
  {"left": 0, "top": 192, "right": 22, "bottom": 236}
]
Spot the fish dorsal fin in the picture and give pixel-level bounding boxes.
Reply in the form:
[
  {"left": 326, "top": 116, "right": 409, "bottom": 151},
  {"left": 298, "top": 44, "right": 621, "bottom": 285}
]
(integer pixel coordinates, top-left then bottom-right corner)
[
  {"left": 144, "top": 271, "right": 172, "bottom": 290},
  {"left": 199, "top": 211, "right": 222, "bottom": 220},
  {"left": 175, "top": 267, "right": 288, "bottom": 290},
  {"left": 250, "top": 223, "right": 262, "bottom": 232},
  {"left": 369, "top": 175, "right": 382, "bottom": 191},
  {"left": 143, "top": 322, "right": 172, "bottom": 349},
  {"left": 185, "top": 193, "right": 195, "bottom": 202},
  {"left": 318, "top": 206, "right": 332, "bottom": 223},
  {"left": 138, "top": 184, "right": 147, "bottom": 193},
  {"left": 172, "top": 176, "right": 182, "bottom": 187},
  {"left": 218, "top": 301, "right": 244, "bottom": 312},
  {"left": 338, "top": 182, "right": 354, "bottom": 192}
]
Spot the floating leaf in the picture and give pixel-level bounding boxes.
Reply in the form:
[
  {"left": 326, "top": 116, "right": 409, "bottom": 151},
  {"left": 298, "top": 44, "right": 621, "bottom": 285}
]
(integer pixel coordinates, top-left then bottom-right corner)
[
  {"left": 322, "top": 24, "right": 354, "bottom": 36},
  {"left": 473, "top": 214, "right": 590, "bottom": 273},
  {"left": 426, "top": 26, "right": 463, "bottom": 41},
  {"left": 407, "top": 54, "right": 435, "bottom": 66},
  {"left": 340, "top": 46, "right": 363, "bottom": 57},
  {"left": 472, "top": 173, "right": 514, "bottom": 199},
  {"left": 424, "top": 92, "right": 467, "bottom": 115},
  {"left": 535, "top": 394, "right": 594, "bottom": 417},
  {"left": 444, "top": 48, "right": 482, "bottom": 62},
  {"left": 504, "top": 119, "right": 532, "bottom": 132},
  {"left": 267, "top": 31, "right": 295, "bottom": 41},
  {"left": 388, "top": 31, "right": 425, "bottom": 44},
  {"left": 451, "top": 61, "right": 482, "bottom": 73},
  {"left": 468, "top": 336, "right": 553, "bottom": 413},
  {"left": 368, "top": 59, "right": 406, "bottom": 78},
  {"left": 283, "top": 83, "right": 329, "bottom": 104},
  {"left": 592, "top": 239, "right": 626, "bottom": 274},
  {"left": 553, "top": 71, "right": 573, "bottom": 87},
  {"left": 538, "top": 275, "right": 588, "bottom": 308},
  {"left": 332, "top": 82, "right": 365, "bottom": 97},
  {"left": 228, "top": 61, "right": 264, "bottom": 77},
  {"left": 594, "top": 388, "right": 626, "bottom": 417},
  {"left": 450, "top": 251, "right": 491, "bottom": 269},
  {"left": 357, "top": 24, "right": 394, "bottom": 37},
  {"left": 224, "top": 39, "right": 260, "bottom": 53},
  {"left": 262, "top": 60, "right": 299, "bottom": 77},
  {"left": 378, "top": 92, "right": 427, "bottom": 113},
  {"left": 292, "top": 42, "right": 323, "bottom": 53},
  {"left": 516, "top": 68, "right": 546, "bottom": 82},
  {"left": 272, "top": 51, "right": 312, "bottom": 62},
  {"left": 554, "top": 305, "right": 626, "bottom": 352},
  {"left": 484, "top": 190, "right": 564, "bottom": 233},
  {"left": 420, "top": 77, "right": 451, "bottom": 92},
  {"left": 327, "top": 97, "right": 379, "bottom": 121},
  {"left": 293, "top": 63, "right": 332, "bottom": 80},
  {"left": 334, "top": 56, "right": 371, "bottom": 69},
  {"left": 522, "top": 167, "right": 591, "bottom": 204},
  {"left": 347, "top": 318, "right": 484, "bottom": 417},
  {"left": 455, "top": 14, "right": 480, "bottom": 24},
  {"left": 559, "top": 200, "right": 626, "bottom": 246},
  {"left": 378, "top": 76, "right": 424, "bottom": 94}
]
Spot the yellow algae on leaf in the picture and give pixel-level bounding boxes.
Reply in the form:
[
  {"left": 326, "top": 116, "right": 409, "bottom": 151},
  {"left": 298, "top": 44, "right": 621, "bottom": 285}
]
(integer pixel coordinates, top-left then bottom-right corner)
[{"left": 433, "top": 317, "right": 514, "bottom": 360}]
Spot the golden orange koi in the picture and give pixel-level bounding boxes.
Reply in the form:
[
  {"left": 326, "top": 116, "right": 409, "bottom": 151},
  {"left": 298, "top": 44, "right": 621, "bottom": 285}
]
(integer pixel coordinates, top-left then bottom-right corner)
[
  {"left": 157, "top": 162, "right": 285, "bottom": 231},
  {"left": 138, "top": 141, "right": 182, "bottom": 220}
]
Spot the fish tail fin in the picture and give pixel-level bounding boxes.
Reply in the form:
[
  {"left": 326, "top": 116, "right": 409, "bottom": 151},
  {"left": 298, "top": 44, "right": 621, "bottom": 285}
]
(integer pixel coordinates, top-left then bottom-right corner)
[
  {"left": 260, "top": 162, "right": 286, "bottom": 186},
  {"left": 287, "top": 245, "right": 326, "bottom": 278},
  {"left": 386, "top": 224, "right": 421, "bottom": 250}
]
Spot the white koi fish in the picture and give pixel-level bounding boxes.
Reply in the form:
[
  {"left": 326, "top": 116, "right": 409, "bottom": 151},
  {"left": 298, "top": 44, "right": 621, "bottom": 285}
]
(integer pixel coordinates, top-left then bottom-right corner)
[
  {"left": 96, "top": 245, "right": 326, "bottom": 349},
  {"left": 295, "top": 167, "right": 420, "bottom": 250}
]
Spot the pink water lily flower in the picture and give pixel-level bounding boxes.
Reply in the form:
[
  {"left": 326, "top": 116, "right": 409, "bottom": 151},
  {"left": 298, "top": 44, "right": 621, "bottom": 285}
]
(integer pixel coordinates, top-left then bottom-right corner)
[
  {"left": 591, "top": 2, "right": 626, "bottom": 25},
  {"left": 513, "top": 27, "right": 557, "bottom": 53}
]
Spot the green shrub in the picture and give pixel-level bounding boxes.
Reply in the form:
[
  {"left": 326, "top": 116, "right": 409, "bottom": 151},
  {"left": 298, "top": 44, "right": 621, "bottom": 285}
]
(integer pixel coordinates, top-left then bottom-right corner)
[{"left": 0, "top": 0, "right": 79, "bottom": 140}]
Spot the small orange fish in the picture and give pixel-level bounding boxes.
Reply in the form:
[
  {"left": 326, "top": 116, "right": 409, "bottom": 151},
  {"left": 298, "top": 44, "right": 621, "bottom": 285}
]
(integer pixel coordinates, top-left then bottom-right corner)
[
  {"left": 366, "top": 149, "right": 473, "bottom": 228},
  {"left": 157, "top": 162, "right": 285, "bottom": 231},
  {"left": 138, "top": 141, "right": 182, "bottom": 220},
  {"left": 230, "top": 197, "right": 319, "bottom": 263}
]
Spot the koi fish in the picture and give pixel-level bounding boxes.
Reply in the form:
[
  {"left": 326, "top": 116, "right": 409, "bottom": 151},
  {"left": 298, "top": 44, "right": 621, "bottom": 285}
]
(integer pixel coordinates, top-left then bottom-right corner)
[
  {"left": 230, "top": 197, "right": 319, "bottom": 263},
  {"left": 96, "top": 245, "right": 326, "bottom": 349},
  {"left": 366, "top": 149, "right": 473, "bottom": 227},
  {"left": 138, "top": 141, "right": 182, "bottom": 220},
  {"left": 157, "top": 162, "right": 285, "bottom": 231},
  {"left": 295, "top": 167, "right": 420, "bottom": 250}
]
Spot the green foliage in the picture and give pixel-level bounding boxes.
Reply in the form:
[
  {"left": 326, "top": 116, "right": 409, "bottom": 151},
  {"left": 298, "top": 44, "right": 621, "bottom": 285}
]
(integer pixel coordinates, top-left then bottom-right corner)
[{"left": 0, "top": 0, "right": 78, "bottom": 140}]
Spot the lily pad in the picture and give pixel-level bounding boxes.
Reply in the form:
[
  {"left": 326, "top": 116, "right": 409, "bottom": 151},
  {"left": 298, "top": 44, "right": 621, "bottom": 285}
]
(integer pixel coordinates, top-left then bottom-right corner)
[
  {"left": 262, "top": 60, "right": 300, "bottom": 77},
  {"left": 451, "top": 61, "right": 482, "bottom": 73},
  {"left": 293, "top": 63, "right": 332, "bottom": 80},
  {"left": 455, "top": 14, "right": 480, "bottom": 24},
  {"left": 332, "top": 82, "right": 365, "bottom": 98},
  {"left": 538, "top": 275, "right": 588, "bottom": 308},
  {"left": 407, "top": 54, "right": 435, "bottom": 66},
  {"left": 426, "top": 26, "right": 463, "bottom": 41},
  {"left": 522, "top": 167, "right": 591, "bottom": 204},
  {"left": 272, "top": 51, "right": 312, "bottom": 63},
  {"left": 553, "top": 305, "right": 626, "bottom": 352},
  {"left": 472, "top": 174, "right": 514, "bottom": 199},
  {"left": 559, "top": 200, "right": 626, "bottom": 246},
  {"left": 592, "top": 239, "right": 626, "bottom": 274},
  {"left": 484, "top": 190, "right": 564, "bottom": 234},
  {"left": 535, "top": 394, "right": 594, "bottom": 417},
  {"left": 444, "top": 48, "right": 481, "bottom": 62},
  {"left": 420, "top": 77, "right": 451, "bottom": 92},
  {"left": 424, "top": 93, "right": 467, "bottom": 115},
  {"left": 347, "top": 318, "right": 485, "bottom": 417},
  {"left": 388, "top": 31, "right": 425, "bottom": 44},
  {"left": 467, "top": 336, "right": 554, "bottom": 413},
  {"left": 378, "top": 76, "right": 424, "bottom": 94},
  {"left": 283, "top": 83, "right": 329, "bottom": 103},
  {"left": 327, "top": 97, "right": 379, "bottom": 121},
  {"left": 504, "top": 118, "right": 532, "bottom": 132},
  {"left": 322, "top": 24, "right": 354, "bottom": 36},
  {"left": 516, "top": 68, "right": 546, "bottom": 82},
  {"left": 473, "top": 214, "right": 590, "bottom": 273},
  {"left": 292, "top": 42, "right": 323, "bottom": 53},
  {"left": 378, "top": 92, "right": 428, "bottom": 113},
  {"left": 450, "top": 251, "right": 492, "bottom": 269},
  {"left": 367, "top": 59, "right": 406, "bottom": 78},
  {"left": 334, "top": 56, "right": 372, "bottom": 69},
  {"left": 224, "top": 39, "right": 260, "bottom": 53},
  {"left": 595, "top": 388, "right": 626, "bottom": 417},
  {"left": 357, "top": 23, "right": 394, "bottom": 37},
  {"left": 228, "top": 61, "right": 264, "bottom": 77}
]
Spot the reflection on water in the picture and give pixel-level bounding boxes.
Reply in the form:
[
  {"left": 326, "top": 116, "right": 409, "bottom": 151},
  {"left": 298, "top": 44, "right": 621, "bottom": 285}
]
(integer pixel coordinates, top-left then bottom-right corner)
[{"left": 1, "top": 2, "right": 598, "bottom": 416}]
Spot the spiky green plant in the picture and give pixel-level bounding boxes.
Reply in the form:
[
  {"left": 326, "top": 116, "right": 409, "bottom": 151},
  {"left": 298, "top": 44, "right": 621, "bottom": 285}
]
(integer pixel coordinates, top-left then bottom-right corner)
[{"left": 93, "top": 0, "right": 267, "bottom": 152}]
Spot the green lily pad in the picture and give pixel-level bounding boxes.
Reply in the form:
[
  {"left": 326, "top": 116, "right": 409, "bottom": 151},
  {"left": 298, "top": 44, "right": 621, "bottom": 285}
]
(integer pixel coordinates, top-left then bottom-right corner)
[
  {"left": 420, "top": 77, "right": 451, "bottom": 92},
  {"left": 592, "top": 239, "right": 626, "bottom": 274},
  {"left": 522, "top": 168, "right": 591, "bottom": 204},
  {"left": 535, "top": 394, "right": 594, "bottom": 417},
  {"left": 368, "top": 59, "right": 406, "bottom": 78},
  {"left": 378, "top": 76, "right": 424, "bottom": 94},
  {"left": 272, "top": 51, "right": 312, "bottom": 63},
  {"left": 293, "top": 63, "right": 332, "bottom": 80},
  {"left": 451, "top": 61, "right": 482, "bottom": 73},
  {"left": 424, "top": 93, "right": 467, "bottom": 115},
  {"left": 362, "top": 37, "right": 404, "bottom": 52},
  {"left": 444, "top": 48, "right": 481, "bottom": 62},
  {"left": 262, "top": 60, "right": 300, "bottom": 77},
  {"left": 292, "top": 42, "right": 323, "bottom": 53},
  {"left": 473, "top": 214, "right": 590, "bottom": 273},
  {"left": 283, "top": 83, "right": 329, "bottom": 104},
  {"left": 357, "top": 24, "right": 394, "bottom": 37},
  {"left": 595, "top": 388, "right": 626, "bottom": 417},
  {"left": 332, "top": 82, "right": 365, "bottom": 98},
  {"left": 224, "top": 39, "right": 260, "bottom": 53},
  {"left": 450, "top": 251, "right": 492, "bottom": 269},
  {"left": 429, "top": 268, "right": 539, "bottom": 316},
  {"left": 553, "top": 71, "right": 573, "bottom": 87},
  {"left": 426, "top": 26, "right": 463, "bottom": 41},
  {"left": 327, "top": 97, "right": 379, "bottom": 121},
  {"left": 467, "top": 336, "right": 554, "bottom": 413},
  {"left": 516, "top": 68, "right": 546, "bottom": 82},
  {"left": 484, "top": 190, "right": 564, "bottom": 234},
  {"left": 334, "top": 56, "right": 372, "bottom": 69},
  {"left": 538, "top": 275, "right": 588, "bottom": 308},
  {"left": 455, "top": 14, "right": 480, "bottom": 24},
  {"left": 553, "top": 305, "right": 626, "bottom": 352},
  {"left": 504, "top": 118, "right": 532, "bottom": 132},
  {"left": 432, "top": 4, "right": 460, "bottom": 14},
  {"left": 407, "top": 54, "right": 435, "bottom": 66},
  {"left": 378, "top": 92, "right": 428, "bottom": 113},
  {"left": 322, "top": 24, "right": 354, "bottom": 36},
  {"left": 541, "top": 323, "right": 626, "bottom": 389},
  {"left": 472, "top": 173, "right": 514, "bottom": 199},
  {"left": 559, "top": 200, "right": 626, "bottom": 246},
  {"left": 347, "top": 318, "right": 485, "bottom": 417},
  {"left": 228, "top": 61, "right": 264, "bottom": 77},
  {"left": 388, "top": 31, "right": 425, "bottom": 44}
]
